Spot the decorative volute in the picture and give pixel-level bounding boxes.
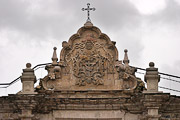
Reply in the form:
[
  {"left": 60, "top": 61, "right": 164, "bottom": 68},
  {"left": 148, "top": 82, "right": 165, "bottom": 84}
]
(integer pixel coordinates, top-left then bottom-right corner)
[
  {"left": 52, "top": 47, "right": 58, "bottom": 65},
  {"left": 123, "top": 49, "right": 129, "bottom": 66}
]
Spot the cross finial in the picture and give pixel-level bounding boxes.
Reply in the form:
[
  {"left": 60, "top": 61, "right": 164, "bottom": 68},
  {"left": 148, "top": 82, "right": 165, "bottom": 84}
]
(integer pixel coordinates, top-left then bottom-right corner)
[{"left": 82, "top": 3, "right": 95, "bottom": 22}]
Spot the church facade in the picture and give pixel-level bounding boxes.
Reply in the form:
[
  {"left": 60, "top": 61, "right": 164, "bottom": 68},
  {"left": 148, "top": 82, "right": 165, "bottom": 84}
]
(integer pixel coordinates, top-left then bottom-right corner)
[{"left": 0, "top": 21, "right": 180, "bottom": 120}]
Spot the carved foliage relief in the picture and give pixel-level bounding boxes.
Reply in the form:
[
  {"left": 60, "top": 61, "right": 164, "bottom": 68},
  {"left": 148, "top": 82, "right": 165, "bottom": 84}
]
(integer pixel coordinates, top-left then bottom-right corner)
[{"left": 65, "top": 33, "right": 115, "bottom": 86}]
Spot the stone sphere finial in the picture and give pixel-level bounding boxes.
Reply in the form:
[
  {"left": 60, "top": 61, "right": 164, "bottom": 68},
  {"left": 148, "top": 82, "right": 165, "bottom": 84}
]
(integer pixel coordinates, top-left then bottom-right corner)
[
  {"left": 26, "top": 63, "right": 31, "bottom": 68},
  {"left": 149, "top": 62, "right": 155, "bottom": 67},
  {"left": 124, "top": 49, "right": 128, "bottom": 53},
  {"left": 53, "top": 47, "right": 57, "bottom": 50}
]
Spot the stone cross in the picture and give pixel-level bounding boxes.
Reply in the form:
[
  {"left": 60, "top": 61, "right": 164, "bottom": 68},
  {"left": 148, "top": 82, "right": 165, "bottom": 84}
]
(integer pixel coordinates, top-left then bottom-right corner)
[{"left": 82, "top": 3, "right": 95, "bottom": 22}]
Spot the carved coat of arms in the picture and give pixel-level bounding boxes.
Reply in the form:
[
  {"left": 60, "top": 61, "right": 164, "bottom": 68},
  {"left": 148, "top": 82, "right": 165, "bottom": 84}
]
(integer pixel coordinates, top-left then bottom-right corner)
[{"left": 72, "top": 34, "right": 108, "bottom": 86}]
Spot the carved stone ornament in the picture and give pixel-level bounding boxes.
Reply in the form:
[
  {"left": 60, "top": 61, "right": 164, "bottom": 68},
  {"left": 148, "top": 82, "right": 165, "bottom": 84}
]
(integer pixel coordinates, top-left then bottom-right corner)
[
  {"left": 115, "top": 60, "right": 137, "bottom": 90},
  {"left": 72, "top": 34, "right": 114, "bottom": 86},
  {"left": 38, "top": 22, "right": 142, "bottom": 91}
]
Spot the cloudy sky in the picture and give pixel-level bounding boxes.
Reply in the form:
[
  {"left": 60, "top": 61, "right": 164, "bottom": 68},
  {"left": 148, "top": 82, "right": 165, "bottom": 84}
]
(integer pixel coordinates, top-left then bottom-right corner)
[{"left": 0, "top": 0, "right": 180, "bottom": 96}]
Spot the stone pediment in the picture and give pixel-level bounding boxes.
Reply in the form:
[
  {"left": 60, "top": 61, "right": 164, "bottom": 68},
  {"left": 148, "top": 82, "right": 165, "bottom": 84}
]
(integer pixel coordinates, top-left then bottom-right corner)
[{"left": 39, "top": 21, "right": 144, "bottom": 92}]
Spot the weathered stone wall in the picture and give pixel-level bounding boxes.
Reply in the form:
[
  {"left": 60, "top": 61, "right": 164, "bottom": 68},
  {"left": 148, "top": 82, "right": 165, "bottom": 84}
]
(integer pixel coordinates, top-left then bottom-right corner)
[{"left": 0, "top": 92, "right": 180, "bottom": 120}]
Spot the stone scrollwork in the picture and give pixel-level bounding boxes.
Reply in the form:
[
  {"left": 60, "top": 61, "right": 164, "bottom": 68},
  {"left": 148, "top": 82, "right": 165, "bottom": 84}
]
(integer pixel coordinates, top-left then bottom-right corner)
[
  {"left": 40, "top": 64, "right": 61, "bottom": 90},
  {"left": 115, "top": 61, "right": 137, "bottom": 90},
  {"left": 45, "top": 65, "right": 61, "bottom": 80}
]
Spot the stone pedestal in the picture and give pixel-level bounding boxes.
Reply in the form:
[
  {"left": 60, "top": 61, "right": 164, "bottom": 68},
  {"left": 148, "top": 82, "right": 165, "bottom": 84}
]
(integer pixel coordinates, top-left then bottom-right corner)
[
  {"left": 144, "top": 62, "right": 160, "bottom": 93},
  {"left": 144, "top": 62, "right": 161, "bottom": 120},
  {"left": 20, "top": 63, "right": 37, "bottom": 94}
]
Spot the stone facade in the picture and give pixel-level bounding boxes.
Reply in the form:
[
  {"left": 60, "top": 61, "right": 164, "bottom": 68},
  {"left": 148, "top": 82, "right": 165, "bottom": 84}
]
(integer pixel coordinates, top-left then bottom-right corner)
[{"left": 0, "top": 21, "right": 180, "bottom": 120}]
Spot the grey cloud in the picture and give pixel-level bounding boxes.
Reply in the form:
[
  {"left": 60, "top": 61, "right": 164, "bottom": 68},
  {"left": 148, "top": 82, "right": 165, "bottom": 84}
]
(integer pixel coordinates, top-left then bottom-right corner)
[
  {"left": 116, "top": 28, "right": 144, "bottom": 65},
  {"left": 0, "top": 0, "right": 83, "bottom": 41},
  {"left": 160, "top": 60, "right": 180, "bottom": 96},
  {"left": 160, "top": 60, "right": 180, "bottom": 76},
  {"left": 0, "top": 0, "right": 142, "bottom": 36},
  {"left": 145, "top": 0, "right": 180, "bottom": 26},
  {"left": 0, "top": 0, "right": 144, "bottom": 64},
  {"left": 92, "top": 0, "right": 141, "bottom": 30},
  {"left": 0, "top": 0, "right": 144, "bottom": 82},
  {"left": 0, "top": 0, "right": 28, "bottom": 28},
  {"left": 143, "top": 0, "right": 180, "bottom": 68}
]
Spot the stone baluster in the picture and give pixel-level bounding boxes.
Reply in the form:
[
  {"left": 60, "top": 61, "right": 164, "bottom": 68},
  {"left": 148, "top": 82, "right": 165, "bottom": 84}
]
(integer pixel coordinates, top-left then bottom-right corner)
[
  {"left": 144, "top": 62, "right": 160, "bottom": 93},
  {"left": 20, "top": 63, "right": 37, "bottom": 94}
]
